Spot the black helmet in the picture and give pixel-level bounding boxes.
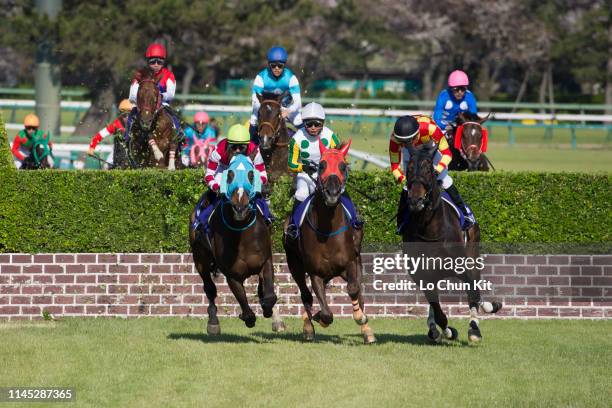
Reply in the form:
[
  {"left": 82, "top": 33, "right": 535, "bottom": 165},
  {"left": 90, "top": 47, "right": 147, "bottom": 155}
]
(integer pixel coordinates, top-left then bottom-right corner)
[{"left": 392, "top": 116, "right": 420, "bottom": 142}]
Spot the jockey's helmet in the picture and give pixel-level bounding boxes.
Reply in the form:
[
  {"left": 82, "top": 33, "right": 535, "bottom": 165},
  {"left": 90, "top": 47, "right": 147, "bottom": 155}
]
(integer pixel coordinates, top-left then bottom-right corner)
[
  {"left": 448, "top": 70, "right": 469, "bottom": 87},
  {"left": 118, "top": 99, "right": 134, "bottom": 113},
  {"left": 267, "top": 46, "right": 288, "bottom": 63},
  {"left": 24, "top": 114, "right": 40, "bottom": 128},
  {"left": 145, "top": 43, "right": 167, "bottom": 59},
  {"left": 301, "top": 102, "right": 325, "bottom": 121},
  {"left": 392, "top": 116, "right": 420, "bottom": 143},
  {"left": 194, "top": 111, "right": 210, "bottom": 124},
  {"left": 227, "top": 124, "right": 250, "bottom": 144}
]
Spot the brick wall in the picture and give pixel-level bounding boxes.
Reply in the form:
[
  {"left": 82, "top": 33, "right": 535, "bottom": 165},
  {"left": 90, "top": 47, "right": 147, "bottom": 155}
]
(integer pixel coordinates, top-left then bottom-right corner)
[{"left": 0, "top": 253, "right": 610, "bottom": 321}]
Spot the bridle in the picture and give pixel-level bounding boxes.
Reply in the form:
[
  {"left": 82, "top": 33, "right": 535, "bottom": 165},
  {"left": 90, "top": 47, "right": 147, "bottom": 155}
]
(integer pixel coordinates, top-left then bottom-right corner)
[
  {"left": 457, "top": 121, "right": 484, "bottom": 160},
  {"left": 137, "top": 78, "right": 163, "bottom": 131},
  {"left": 258, "top": 100, "right": 288, "bottom": 148}
]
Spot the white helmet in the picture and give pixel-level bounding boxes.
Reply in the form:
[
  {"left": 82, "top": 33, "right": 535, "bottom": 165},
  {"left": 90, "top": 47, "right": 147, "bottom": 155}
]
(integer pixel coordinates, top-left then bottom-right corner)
[{"left": 301, "top": 102, "right": 325, "bottom": 121}]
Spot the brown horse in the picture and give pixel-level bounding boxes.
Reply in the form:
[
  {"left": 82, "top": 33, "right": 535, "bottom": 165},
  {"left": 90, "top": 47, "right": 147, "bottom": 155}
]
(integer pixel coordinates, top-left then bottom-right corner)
[
  {"left": 256, "top": 92, "right": 291, "bottom": 183},
  {"left": 189, "top": 154, "right": 284, "bottom": 335},
  {"left": 127, "top": 68, "right": 178, "bottom": 169},
  {"left": 402, "top": 143, "right": 501, "bottom": 343},
  {"left": 283, "top": 140, "right": 376, "bottom": 344},
  {"left": 447, "top": 112, "right": 492, "bottom": 172}
]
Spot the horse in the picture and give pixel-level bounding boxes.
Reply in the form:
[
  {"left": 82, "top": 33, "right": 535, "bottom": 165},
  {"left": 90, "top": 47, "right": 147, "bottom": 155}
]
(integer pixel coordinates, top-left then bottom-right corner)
[
  {"left": 21, "top": 142, "right": 52, "bottom": 170},
  {"left": 189, "top": 154, "right": 285, "bottom": 335},
  {"left": 447, "top": 112, "right": 492, "bottom": 172},
  {"left": 256, "top": 92, "right": 291, "bottom": 184},
  {"left": 126, "top": 68, "right": 178, "bottom": 169},
  {"left": 189, "top": 138, "right": 214, "bottom": 168},
  {"left": 401, "top": 142, "right": 501, "bottom": 343},
  {"left": 283, "top": 140, "right": 376, "bottom": 344}
]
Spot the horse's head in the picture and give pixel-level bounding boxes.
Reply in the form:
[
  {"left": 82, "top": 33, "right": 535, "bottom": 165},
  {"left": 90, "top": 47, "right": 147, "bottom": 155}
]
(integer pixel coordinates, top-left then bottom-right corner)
[
  {"left": 455, "top": 112, "right": 489, "bottom": 171},
  {"left": 317, "top": 139, "right": 351, "bottom": 207},
  {"left": 405, "top": 142, "right": 438, "bottom": 212},
  {"left": 257, "top": 92, "right": 285, "bottom": 150},
  {"left": 220, "top": 154, "right": 262, "bottom": 221},
  {"left": 135, "top": 68, "right": 161, "bottom": 130}
]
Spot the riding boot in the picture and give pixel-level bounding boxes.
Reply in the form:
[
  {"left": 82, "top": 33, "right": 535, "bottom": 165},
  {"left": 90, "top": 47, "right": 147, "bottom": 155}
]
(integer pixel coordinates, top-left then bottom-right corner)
[
  {"left": 445, "top": 184, "right": 475, "bottom": 229},
  {"left": 285, "top": 199, "right": 302, "bottom": 240},
  {"left": 396, "top": 187, "right": 409, "bottom": 234}
]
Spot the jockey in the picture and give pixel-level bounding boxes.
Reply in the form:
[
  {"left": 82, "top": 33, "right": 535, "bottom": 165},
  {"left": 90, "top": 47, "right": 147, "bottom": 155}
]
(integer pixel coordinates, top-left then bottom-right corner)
[
  {"left": 87, "top": 99, "right": 134, "bottom": 157},
  {"left": 182, "top": 111, "right": 218, "bottom": 167},
  {"left": 196, "top": 124, "right": 272, "bottom": 232},
  {"left": 128, "top": 43, "right": 182, "bottom": 133},
  {"left": 11, "top": 114, "right": 53, "bottom": 169},
  {"left": 390, "top": 115, "right": 475, "bottom": 231},
  {"left": 433, "top": 70, "right": 478, "bottom": 137},
  {"left": 285, "top": 102, "right": 363, "bottom": 240},
  {"left": 249, "top": 46, "right": 302, "bottom": 143}
]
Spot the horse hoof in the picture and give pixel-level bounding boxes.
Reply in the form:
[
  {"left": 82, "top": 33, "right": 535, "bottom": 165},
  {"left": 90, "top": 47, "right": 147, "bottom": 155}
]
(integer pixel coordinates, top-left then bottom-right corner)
[
  {"left": 303, "top": 330, "right": 315, "bottom": 342},
  {"left": 468, "top": 321, "right": 482, "bottom": 343},
  {"left": 313, "top": 311, "right": 332, "bottom": 328},
  {"left": 446, "top": 326, "right": 459, "bottom": 341},
  {"left": 240, "top": 313, "right": 257, "bottom": 328},
  {"left": 362, "top": 327, "right": 377, "bottom": 344},
  {"left": 207, "top": 323, "right": 221, "bottom": 335},
  {"left": 491, "top": 301, "right": 503, "bottom": 313},
  {"left": 428, "top": 325, "right": 442, "bottom": 344},
  {"left": 272, "top": 321, "right": 287, "bottom": 333}
]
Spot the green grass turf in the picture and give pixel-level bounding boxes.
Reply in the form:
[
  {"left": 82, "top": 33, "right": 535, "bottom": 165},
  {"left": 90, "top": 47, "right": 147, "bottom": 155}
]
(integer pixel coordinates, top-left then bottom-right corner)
[{"left": 0, "top": 318, "right": 610, "bottom": 407}]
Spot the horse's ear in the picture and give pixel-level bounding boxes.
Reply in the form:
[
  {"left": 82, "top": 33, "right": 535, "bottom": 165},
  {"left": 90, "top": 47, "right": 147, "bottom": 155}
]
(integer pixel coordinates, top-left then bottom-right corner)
[
  {"left": 481, "top": 112, "right": 492, "bottom": 124},
  {"left": 339, "top": 139, "right": 352, "bottom": 157},
  {"left": 318, "top": 139, "right": 327, "bottom": 156}
]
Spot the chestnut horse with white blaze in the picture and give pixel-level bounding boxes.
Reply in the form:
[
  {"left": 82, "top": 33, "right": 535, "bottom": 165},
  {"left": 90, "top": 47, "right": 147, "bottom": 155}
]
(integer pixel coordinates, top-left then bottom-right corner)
[{"left": 283, "top": 139, "right": 376, "bottom": 344}]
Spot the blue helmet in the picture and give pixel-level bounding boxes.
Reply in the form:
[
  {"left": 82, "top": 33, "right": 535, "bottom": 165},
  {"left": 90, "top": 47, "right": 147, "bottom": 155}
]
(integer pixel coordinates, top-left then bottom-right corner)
[{"left": 267, "top": 46, "right": 288, "bottom": 63}]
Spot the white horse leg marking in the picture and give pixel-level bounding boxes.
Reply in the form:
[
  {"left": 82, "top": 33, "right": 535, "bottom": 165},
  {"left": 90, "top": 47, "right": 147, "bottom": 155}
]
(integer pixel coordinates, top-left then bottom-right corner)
[
  {"left": 168, "top": 150, "right": 176, "bottom": 170},
  {"left": 469, "top": 306, "right": 480, "bottom": 326},
  {"left": 479, "top": 301, "right": 494, "bottom": 314},
  {"left": 148, "top": 139, "right": 164, "bottom": 161}
]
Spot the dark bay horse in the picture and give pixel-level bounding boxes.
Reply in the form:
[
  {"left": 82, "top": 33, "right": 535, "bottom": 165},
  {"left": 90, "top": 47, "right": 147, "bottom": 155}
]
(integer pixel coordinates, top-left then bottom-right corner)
[
  {"left": 402, "top": 143, "right": 501, "bottom": 343},
  {"left": 283, "top": 140, "right": 376, "bottom": 344},
  {"left": 447, "top": 112, "right": 492, "bottom": 172},
  {"left": 127, "top": 68, "right": 178, "bottom": 169},
  {"left": 189, "top": 154, "right": 284, "bottom": 334},
  {"left": 256, "top": 92, "right": 291, "bottom": 183}
]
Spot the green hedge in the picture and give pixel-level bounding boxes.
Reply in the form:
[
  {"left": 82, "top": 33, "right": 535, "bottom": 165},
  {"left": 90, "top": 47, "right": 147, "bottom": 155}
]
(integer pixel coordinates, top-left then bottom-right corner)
[
  {"left": 0, "top": 168, "right": 610, "bottom": 253},
  {"left": 0, "top": 116, "right": 15, "bottom": 170}
]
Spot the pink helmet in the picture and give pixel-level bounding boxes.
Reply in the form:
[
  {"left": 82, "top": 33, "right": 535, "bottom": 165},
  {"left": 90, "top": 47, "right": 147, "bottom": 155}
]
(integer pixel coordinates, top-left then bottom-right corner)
[
  {"left": 448, "top": 70, "right": 469, "bottom": 87},
  {"left": 194, "top": 111, "right": 210, "bottom": 124}
]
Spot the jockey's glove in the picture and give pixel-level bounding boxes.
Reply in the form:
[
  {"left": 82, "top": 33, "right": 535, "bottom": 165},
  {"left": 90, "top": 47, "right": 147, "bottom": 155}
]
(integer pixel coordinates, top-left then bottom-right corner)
[{"left": 305, "top": 161, "right": 319, "bottom": 176}]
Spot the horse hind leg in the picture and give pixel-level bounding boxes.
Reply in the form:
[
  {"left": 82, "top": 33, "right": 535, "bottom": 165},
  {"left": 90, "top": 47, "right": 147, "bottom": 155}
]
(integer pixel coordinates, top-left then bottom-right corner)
[
  {"left": 287, "top": 256, "right": 315, "bottom": 341},
  {"left": 193, "top": 248, "right": 220, "bottom": 335}
]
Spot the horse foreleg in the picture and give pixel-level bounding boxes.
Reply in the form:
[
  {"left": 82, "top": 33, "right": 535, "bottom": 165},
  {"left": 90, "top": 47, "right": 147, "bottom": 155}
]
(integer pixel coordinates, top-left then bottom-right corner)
[
  {"left": 310, "top": 275, "right": 333, "bottom": 328},
  {"left": 459, "top": 271, "right": 502, "bottom": 343},
  {"left": 226, "top": 276, "right": 256, "bottom": 328},
  {"left": 423, "top": 288, "right": 454, "bottom": 343},
  {"left": 148, "top": 139, "right": 164, "bottom": 163},
  {"left": 346, "top": 257, "right": 376, "bottom": 344},
  {"left": 168, "top": 141, "right": 177, "bottom": 171},
  {"left": 257, "top": 260, "right": 278, "bottom": 318}
]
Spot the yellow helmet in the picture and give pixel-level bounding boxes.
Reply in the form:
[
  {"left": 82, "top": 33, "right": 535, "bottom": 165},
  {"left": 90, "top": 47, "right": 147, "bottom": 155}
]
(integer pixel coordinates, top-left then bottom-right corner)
[
  {"left": 227, "top": 124, "right": 250, "bottom": 144},
  {"left": 24, "top": 114, "right": 40, "bottom": 128},
  {"left": 118, "top": 99, "right": 134, "bottom": 113}
]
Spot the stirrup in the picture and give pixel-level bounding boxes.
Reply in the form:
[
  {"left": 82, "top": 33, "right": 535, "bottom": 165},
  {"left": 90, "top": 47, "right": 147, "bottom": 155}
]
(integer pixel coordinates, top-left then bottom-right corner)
[
  {"left": 462, "top": 213, "right": 476, "bottom": 230},
  {"left": 285, "top": 224, "right": 299, "bottom": 240},
  {"left": 353, "top": 217, "right": 364, "bottom": 230}
]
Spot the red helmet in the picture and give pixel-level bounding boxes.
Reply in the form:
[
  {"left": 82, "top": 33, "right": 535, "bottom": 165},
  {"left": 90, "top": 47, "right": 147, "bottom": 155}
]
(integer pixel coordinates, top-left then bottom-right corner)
[{"left": 145, "top": 43, "right": 167, "bottom": 59}]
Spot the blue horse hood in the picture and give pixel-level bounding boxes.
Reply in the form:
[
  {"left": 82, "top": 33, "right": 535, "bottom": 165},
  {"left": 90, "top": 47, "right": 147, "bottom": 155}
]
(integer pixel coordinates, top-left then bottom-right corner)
[{"left": 220, "top": 154, "right": 263, "bottom": 200}]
